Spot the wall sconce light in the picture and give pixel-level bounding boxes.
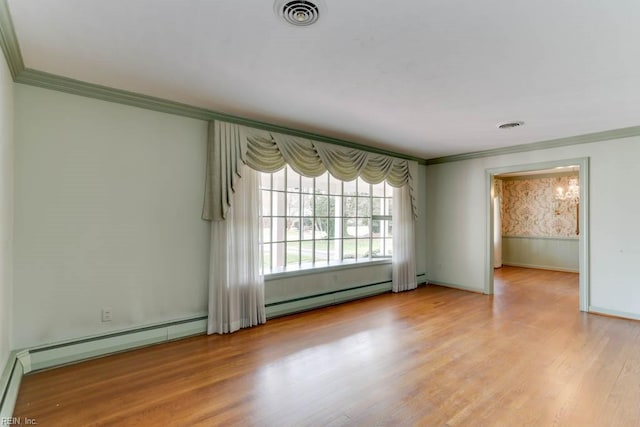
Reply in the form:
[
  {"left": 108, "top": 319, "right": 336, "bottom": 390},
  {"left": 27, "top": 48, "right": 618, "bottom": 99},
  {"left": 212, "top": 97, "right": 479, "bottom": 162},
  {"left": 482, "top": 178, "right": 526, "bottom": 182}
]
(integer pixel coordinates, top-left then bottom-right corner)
[
  {"left": 555, "top": 178, "right": 580, "bottom": 203},
  {"left": 553, "top": 177, "right": 580, "bottom": 235}
]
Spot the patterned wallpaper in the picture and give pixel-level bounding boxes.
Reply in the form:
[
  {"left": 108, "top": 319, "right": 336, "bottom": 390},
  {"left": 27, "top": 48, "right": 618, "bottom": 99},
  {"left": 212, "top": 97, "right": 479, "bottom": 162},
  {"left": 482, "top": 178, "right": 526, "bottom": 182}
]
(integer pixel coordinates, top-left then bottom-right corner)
[{"left": 498, "top": 174, "right": 579, "bottom": 237}]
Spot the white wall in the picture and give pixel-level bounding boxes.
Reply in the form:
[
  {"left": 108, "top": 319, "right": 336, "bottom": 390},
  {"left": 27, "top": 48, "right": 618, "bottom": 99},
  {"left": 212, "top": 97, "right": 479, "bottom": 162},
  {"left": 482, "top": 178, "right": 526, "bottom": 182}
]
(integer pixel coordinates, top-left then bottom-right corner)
[
  {"left": 0, "top": 50, "right": 14, "bottom": 368},
  {"left": 425, "top": 137, "right": 640, "bottom": 316},
  {"left": 13, "top": 85, "right": 210, "bottom": 349}
]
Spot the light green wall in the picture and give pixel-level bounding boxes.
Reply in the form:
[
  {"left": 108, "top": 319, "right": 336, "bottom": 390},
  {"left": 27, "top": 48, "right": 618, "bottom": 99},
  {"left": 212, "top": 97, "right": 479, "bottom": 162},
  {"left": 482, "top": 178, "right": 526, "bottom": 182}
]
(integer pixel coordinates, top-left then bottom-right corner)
[
  {"left": 502, "top": 236, "right": 579, "bottom": 272},
  {"left": 13, "top": 85, "right": 211, "bottom": 349},
  {"left": 12, "top": 84, "right": 429, "bottom": 350},
  {"left": 0, "top": 46, "right": 13, "bottom": 369},
  {"left": 425, "top": 137, "right": 640, "bottom": 316}
]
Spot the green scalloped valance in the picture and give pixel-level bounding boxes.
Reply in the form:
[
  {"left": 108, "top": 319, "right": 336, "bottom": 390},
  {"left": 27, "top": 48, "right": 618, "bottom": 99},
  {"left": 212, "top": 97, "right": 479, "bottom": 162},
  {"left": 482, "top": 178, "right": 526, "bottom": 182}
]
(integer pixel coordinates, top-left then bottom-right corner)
[{"left": 203, "top": 120, "right": 417, "bottom": 221}]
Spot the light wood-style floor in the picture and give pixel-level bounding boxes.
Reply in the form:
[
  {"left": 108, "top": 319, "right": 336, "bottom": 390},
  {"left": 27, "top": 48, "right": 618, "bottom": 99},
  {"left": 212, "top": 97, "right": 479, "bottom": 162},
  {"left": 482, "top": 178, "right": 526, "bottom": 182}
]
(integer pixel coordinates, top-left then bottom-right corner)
[{"left": 14, "top": 267, "right": 640, "bottom": 426}]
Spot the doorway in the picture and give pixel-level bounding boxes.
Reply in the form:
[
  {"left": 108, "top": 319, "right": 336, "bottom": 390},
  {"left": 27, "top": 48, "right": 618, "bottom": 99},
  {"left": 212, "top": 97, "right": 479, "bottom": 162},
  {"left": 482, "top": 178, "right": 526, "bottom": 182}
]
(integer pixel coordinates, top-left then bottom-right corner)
[{"left": 484, "top": 158, "right": 590, "bottom": 311}]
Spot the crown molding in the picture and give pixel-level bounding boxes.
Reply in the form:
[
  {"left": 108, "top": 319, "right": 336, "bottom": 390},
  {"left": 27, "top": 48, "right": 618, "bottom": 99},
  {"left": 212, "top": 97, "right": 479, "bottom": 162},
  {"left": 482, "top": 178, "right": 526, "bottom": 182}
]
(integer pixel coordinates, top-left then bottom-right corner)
[
  {"left": 425, "top": 126, "right": 640, "bottom": 165},
  {"left": 0, "top": 0, "right": 23, "bottom": 78},
  {"left": 15, "top": 69, "right": 426, "bottom": 163}
]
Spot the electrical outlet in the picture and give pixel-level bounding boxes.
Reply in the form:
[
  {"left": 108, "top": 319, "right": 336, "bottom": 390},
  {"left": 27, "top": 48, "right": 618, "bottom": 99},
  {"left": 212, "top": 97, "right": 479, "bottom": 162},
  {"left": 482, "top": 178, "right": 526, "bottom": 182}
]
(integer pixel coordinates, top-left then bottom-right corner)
[{"left": 101, "top": 307, "right": 113, "bottom": 322}]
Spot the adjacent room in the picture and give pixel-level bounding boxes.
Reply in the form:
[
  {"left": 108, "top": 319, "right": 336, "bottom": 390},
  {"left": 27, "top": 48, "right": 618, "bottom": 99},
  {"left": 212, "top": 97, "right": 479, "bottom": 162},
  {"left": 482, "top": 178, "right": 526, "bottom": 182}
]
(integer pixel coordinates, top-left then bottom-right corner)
[{"left": 2, "top": 1, "right": 640, "bottom": 425}]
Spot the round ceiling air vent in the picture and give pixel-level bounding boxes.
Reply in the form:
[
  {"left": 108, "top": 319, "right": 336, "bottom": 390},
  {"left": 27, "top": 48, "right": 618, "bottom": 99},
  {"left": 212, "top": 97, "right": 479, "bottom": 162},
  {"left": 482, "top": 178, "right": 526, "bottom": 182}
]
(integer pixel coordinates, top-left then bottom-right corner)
[
  {"left": 497, "top": 121, "right": 524, "bottom": 129},
  {"left": 275, "top": 0, "right": 322, "bottom": 26}
]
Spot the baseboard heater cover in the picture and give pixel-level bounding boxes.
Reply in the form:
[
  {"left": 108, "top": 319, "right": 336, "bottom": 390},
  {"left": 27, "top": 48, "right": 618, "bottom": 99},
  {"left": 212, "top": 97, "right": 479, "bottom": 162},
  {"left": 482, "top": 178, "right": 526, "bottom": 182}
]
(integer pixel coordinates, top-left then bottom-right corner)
[{"left": 26, "top": 316, "right": 208, "bottom": 374}]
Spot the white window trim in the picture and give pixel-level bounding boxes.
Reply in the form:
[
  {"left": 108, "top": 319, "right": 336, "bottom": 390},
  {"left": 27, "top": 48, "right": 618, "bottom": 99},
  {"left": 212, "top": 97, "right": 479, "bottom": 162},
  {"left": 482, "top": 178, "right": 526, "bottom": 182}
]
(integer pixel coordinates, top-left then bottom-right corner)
[{"left": 264, "top": 257, "right": 392, "bottom": 280}]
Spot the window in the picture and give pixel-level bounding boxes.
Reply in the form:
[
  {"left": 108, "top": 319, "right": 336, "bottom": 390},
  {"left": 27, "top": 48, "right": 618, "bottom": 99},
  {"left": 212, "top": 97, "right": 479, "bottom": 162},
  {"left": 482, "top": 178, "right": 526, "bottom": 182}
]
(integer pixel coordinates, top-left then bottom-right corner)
[{"left": 260, "top": 165, "right": 393, "bottom": 273}]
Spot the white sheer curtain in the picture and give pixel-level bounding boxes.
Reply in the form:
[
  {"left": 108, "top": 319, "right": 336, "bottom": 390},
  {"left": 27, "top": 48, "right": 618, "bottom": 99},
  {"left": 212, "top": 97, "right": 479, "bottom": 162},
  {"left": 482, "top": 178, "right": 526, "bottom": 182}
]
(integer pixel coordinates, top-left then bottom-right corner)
[
  {"left": 392, "top": 182, "right": 417, "bottom": 292},
  {"left": 208, "top": 164, "right": 265, "bottom": 334}
]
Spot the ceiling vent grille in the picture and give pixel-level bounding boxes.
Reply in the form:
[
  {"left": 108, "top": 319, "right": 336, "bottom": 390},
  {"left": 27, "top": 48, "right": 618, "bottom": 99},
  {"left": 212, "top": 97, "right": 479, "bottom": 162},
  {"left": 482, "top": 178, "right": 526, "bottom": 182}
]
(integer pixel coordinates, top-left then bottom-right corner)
[
  {"left": 276, "top": 0, "right": 321, "bottom": 26},
  {"left": 497, "top": 121, "right": 524, "bottom": 129}
]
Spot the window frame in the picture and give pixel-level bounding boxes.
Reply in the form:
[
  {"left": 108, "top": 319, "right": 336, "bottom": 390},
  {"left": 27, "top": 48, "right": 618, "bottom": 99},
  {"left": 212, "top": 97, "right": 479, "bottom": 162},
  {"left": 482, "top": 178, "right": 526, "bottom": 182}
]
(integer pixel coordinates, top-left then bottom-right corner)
[{"left": 260, "top": 166, "right": 393, "bottom": 275}]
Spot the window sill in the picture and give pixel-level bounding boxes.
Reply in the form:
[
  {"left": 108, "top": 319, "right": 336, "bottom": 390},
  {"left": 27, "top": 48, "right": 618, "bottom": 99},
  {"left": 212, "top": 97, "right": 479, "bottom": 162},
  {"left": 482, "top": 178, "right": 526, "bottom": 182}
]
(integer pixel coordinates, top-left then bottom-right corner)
[{"left": 264, "top": 258, "right": 392, "bottom": 281}]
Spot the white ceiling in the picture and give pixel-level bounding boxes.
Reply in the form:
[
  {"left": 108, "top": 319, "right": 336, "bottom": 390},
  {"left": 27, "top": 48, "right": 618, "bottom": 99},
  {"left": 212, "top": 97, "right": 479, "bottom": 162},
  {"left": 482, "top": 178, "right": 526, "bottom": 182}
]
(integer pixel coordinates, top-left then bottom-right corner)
[{"left": 7, "top": 0, "right": 640, "bottom": 159}]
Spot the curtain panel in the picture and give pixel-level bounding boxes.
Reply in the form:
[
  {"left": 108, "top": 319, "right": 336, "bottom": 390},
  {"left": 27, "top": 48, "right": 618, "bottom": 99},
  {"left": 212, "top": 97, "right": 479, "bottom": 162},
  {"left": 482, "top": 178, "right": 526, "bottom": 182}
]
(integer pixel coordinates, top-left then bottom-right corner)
[
  {"left": 202, "top": 121, "right": 417, "bottom": 222},
  {"left": 208, "top": 164, "right": 266, "bottom": 334}
]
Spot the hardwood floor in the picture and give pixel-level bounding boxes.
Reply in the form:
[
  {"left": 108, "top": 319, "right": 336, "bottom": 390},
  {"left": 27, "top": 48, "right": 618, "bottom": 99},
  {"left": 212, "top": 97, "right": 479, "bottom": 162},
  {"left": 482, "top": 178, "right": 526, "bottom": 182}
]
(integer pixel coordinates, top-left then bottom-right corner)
[{"left": 13, "top": 267, "right": 640, "bottom": 426}]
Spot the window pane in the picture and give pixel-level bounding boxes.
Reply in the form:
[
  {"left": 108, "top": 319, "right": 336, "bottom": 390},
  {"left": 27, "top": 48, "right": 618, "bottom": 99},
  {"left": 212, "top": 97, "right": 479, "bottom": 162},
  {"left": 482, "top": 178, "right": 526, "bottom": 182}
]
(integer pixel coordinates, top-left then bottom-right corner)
[
  {"left": 372, "top": 182, "right": 385, "bottom": 197},
  {"left": 273, "top": 168, "right": 285, "bottom": 191},
  {"left": 262, "top": 243, "right": 272, "bottom": 270},
  {"left": 273, "top": 191, "right": 285, "bottom": 216},
  {"left": 329, "top": 174, "right": 342, "bottom": 195},
  {"left": 301, "top": 175, "right": 314, "bottom": 193},
  {"left": 385, "top": 181, "right": 394, "bottom": 196},
  {"left": 315, "top": 195, "right": 328, "bottom": 216},
  {"left": 315, "top": 172, "right": 329, "bottom": 194},
  {"left": 343, "top": 179, "right": 357, "bottom": 195},
  {"left": 316, "top": 217, "right": 329, "bottom": 239},
  {"left": 273, "top": 217, "right": 285, "bottom": 242},
  {"left": 287, "top": 167, "right": 300, "bottom": 191},
  {"left": 273, "top": 242, "right": 285, "bottom": 269},
  {"left": 329, "top": 214, "right": 341, "bottom": 240},
  {"left": 344, "top": 219, "right": 357, "bottom": 238},
  {"left": 287, "top": 241, "right": 300, "bottom": 265},
  {"left": 343, "top": 239, "right": 356, "bottom": 259},
  {"left": 314, "top": 240, "right": 328, "bottom": 264},
  {"left": 384, "top": 238, "right": 393, "bottom": 256},
  {"left": 314, "top": 218, "right": 328, "bottom": 239},
  {"left": 287, "top": 193, "right": 300, "bottom": 217},
  {"left": 371, "top": 219, "right": 381, "bottom": 237},
  {"left": 261, "top": 173, "right": 271, "bottom": 190},
  {"left": 385, "top": 198, "right": 393, "bottom": 216},
  {"left": 261, "top": 190, "right": 272, "bottom": 216},
  {"left": 287, "top": 220, "right": 300, "bottom": 241},
  {"left": 301, "top": 240, "right": 314, "bottom": 263},
  {"left": 357, "top": 177, "right": 370, "bottom": 196},
  {"left": 302, "top": 194, "right": 314, "bottom": 216},
  {"left": 329, "top": 239, "right": 342, "bottom": 262},
  {"left": 329, "top": 195, "right": 340, "bottom": 217},
  {"left": 262, "top": 218, "right": 271, "bottom": 243},
  {"left": 357, "top": 197, "right": 370, "bottom": 217},
  {"left": 372, "top": 197, "right": 383, "bottom": 215},
  {"left": 357, "top": 239, "right": 370, "bottom": 258},
  {"left": 371, "top": 238, "right": 383, "bottom": 257},
  {"left": 344, "top": 197, "right": 357, "bottom": 217},
  {"left": 301, "top": 217, "right": 314, "bottom": 240},
  {"left": 356, "top": 218, "right": 370, "bottom": 237}
]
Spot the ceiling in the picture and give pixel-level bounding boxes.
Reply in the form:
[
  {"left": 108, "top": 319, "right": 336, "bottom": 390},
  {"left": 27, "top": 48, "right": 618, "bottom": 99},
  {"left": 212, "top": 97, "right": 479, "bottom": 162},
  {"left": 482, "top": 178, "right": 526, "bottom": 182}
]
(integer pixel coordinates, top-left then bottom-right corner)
[{"left": 6, "top": 0, "right": 640, "bottom": 159}]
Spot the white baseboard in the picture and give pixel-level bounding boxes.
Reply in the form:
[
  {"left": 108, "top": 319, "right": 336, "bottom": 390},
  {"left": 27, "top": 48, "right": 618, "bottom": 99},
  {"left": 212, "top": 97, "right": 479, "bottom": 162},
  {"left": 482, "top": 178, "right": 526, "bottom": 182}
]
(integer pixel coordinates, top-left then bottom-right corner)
[
  {"left": 26, "top": 316, "right": 207, "bottom": 373},
  {"left": 426, "top": 279, "right": 485, "bottom": 294},
  {"left": 589, "top": 306, "right": 640, "bottom": 322},
  {"left": 0, "top": 351, "right": 23, "bottom": 419},
  {"left": 502, "top": 262, "right": 579, "bottom": 273}
]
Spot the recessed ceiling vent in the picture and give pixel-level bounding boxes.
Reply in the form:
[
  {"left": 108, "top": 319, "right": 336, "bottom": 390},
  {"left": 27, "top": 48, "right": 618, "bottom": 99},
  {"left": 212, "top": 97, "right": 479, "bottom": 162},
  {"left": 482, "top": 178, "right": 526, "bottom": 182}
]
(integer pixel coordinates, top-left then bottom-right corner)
[
  {"left": 497, "top": 121, "right": 524, "bottom": 129},
  {"left": 276, "top": 0, "right": 322, "bottom": 26}
]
